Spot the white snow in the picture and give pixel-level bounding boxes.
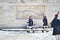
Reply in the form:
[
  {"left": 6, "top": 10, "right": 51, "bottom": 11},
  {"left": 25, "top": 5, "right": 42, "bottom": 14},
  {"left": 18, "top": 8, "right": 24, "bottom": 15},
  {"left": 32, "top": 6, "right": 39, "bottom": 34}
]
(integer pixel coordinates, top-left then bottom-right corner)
[{"left": 0, "top": 29, "right": 56, "bottom": 40}]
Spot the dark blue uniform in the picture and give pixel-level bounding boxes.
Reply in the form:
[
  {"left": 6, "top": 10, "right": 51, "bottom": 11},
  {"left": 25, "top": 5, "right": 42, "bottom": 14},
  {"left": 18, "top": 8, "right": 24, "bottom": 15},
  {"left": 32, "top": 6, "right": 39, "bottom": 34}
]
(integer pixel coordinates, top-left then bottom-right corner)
[
  {"left": 27, "top": 18, "right": 34, "bottom": 33},
  {"left": 28, "top": 18, "right": 33, "bottom": 26},
  {"left": 42, "top": 16, "right": 48, "bottom": 33},
  {"left": 43, "top": 17, "right": 48, "bottom": 26},
  {"left": 51, "top": 17, "right": 60, "bottom": 35}
]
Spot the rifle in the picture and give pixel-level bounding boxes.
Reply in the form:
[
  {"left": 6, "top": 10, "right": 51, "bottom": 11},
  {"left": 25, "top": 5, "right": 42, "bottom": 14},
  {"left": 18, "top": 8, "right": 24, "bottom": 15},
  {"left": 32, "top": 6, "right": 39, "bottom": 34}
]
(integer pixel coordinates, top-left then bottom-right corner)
[{"left": 56, "top": 11, "right": 59, "bottom": 16}]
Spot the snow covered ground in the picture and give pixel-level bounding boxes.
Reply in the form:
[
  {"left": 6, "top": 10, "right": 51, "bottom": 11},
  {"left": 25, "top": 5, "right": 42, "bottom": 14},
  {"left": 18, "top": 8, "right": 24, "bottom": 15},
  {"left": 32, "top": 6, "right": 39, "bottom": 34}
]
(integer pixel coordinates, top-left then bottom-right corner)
[{"left": 0, "top": 29, "right": 56, "bottom": 40}]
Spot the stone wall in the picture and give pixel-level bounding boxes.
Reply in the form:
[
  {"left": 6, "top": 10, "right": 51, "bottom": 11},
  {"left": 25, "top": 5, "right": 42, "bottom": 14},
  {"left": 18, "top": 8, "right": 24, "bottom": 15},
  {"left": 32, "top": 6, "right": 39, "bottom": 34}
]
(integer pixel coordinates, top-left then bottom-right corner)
[{"left": 0, "top": 0, "right": 60, "bottom": 27}]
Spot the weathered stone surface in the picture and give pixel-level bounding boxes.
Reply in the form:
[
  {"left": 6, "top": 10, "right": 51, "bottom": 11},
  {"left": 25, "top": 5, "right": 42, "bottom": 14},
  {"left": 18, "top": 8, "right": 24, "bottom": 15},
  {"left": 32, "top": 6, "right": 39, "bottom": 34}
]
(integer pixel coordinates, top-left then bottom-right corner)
[{"left": 0, "top": 0, "right": 60, "bottom": 27}]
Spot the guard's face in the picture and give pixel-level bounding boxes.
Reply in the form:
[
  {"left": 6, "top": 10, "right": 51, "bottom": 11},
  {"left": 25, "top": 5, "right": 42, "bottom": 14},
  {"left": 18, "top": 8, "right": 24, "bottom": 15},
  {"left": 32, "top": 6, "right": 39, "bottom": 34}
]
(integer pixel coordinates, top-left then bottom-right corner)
[{"left": 29, "top": 16, "right": 32, "bottom": 19}]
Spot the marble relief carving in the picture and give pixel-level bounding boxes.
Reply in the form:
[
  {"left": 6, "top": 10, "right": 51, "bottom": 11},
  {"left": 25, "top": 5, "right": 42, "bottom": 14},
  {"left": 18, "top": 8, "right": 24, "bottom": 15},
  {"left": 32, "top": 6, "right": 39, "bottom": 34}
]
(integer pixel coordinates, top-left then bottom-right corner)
[
  {"left": 0, "top": 0, "right": 46, "bottom": 3},
  {"left": 16, "top": 5, "right": 45, "bottom": 19}
]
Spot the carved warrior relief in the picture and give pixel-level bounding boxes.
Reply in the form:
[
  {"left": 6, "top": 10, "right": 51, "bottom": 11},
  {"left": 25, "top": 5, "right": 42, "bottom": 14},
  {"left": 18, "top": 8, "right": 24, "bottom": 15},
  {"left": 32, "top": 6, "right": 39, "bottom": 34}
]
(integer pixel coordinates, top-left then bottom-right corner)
[
  {"left": 20, "top": 0, "right": 44, "bottom": 3},
  {"left": 16, "top": 5, "right": 45, "bottom": 19},
  {"left": 0, "top": 0, "right": 47, "bottom": 3}
]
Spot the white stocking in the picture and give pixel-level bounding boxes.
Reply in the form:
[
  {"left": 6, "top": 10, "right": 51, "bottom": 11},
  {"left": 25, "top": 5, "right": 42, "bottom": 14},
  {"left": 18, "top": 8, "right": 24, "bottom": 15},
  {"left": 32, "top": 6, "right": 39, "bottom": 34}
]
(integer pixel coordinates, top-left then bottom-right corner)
[{"left": 55, "top": 35, "right": 60, "bottom": 40}]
